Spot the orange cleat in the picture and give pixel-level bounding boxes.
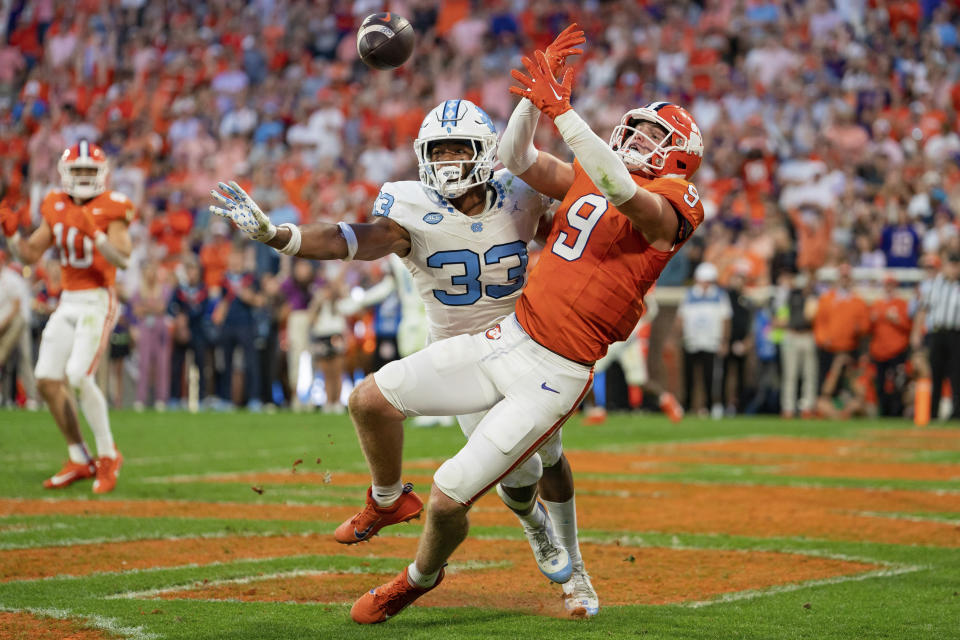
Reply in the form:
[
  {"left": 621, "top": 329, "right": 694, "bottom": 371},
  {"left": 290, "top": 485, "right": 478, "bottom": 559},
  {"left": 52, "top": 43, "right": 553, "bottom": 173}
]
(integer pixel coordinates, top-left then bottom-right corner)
[
  {"left": 43, "top": 460, "right": 95, "bottom": 489},
  {"left": 92, "top": 452, "right": 123, "bottom": 494},
  {"left": 334, "top": 483, "right": 423, "bottom": 544},
  {"left": 659, "top": 392, "right": 684, "bottom": 423},
  {"left": 582, "top": 406, "right": 607, "bottom": 426},
  {"left": 350, "top": 566, "right": 444, "bottom": 624}
]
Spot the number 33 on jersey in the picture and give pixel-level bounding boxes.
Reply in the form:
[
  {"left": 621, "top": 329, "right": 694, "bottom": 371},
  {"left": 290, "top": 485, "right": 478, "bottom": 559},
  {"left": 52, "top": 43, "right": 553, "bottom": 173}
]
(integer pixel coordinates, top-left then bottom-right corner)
[
  {"left": 41, "top": 190, "right": 135, "bottom": 291},
  {"left": 372, "top": 169, "right": 553, "bottom": 342}
]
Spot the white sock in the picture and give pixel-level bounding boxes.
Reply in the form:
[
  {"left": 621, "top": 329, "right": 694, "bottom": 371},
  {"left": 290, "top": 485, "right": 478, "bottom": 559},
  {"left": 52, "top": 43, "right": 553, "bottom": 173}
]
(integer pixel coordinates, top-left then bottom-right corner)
[
  {"left": 406, "top": 562, "right": 440, "bottom": 588},
  {"left": 497, "top": 484, "right": 546, "bottom": 530},
  {"left": 76, "top": 377, "right": 116, "bottom": 459},
  {"left": 372, "top": 481, "right": 403, "bottom": 508},
  {"left": 543, "top": 497, "right": 583, "bottom": 566},
  {"left": 68, "top": 443, "right": 92, "bottom": 465}
]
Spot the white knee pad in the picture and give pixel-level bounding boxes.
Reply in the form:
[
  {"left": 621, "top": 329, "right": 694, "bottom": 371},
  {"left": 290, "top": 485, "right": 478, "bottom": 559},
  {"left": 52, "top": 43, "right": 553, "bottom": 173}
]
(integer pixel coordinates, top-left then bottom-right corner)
[
  {"left": 537, "top": 431, "right": 564, "bottom": 468},
  {"left": 373, "top": 359, "right": 416, "bottom": 415},
  {"left": 66, "top": 367, "right": 95, "bottom": 394},
  {"left": 434, "top": 457, "right": 469, "bottom": 504},
  {"left": 499, "top": 452, "right": 543, "bottom": 488}
]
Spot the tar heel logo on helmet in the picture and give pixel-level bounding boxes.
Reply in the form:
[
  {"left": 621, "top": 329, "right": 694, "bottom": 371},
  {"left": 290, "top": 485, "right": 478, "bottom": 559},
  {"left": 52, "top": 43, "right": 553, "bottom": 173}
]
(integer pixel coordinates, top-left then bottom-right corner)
[
  {"left": 423, "top": 212, "right": 444, "bottom": 224},
  {"left": 414, "top": 99, "right": 499, "bottom": 200}
]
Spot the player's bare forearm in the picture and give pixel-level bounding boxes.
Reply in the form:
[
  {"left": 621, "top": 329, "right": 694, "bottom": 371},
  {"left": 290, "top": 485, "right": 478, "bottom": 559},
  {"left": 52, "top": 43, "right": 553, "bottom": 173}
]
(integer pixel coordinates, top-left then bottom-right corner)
[
  {"left": 266, "top": 218, "right": 411, "bottom": 262},
  {"left": 266, "top": 222, "right": 349, "bottom": 260}
]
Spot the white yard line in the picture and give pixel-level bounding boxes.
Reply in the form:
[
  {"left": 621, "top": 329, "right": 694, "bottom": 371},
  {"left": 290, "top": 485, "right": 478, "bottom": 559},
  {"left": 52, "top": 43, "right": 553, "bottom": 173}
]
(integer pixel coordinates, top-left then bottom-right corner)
[
  {"left": 0, "top": 604, "right": 160, "bottom": 640},
  {"left": 682, "top": 565, "right": 924, "bottom": 608}
]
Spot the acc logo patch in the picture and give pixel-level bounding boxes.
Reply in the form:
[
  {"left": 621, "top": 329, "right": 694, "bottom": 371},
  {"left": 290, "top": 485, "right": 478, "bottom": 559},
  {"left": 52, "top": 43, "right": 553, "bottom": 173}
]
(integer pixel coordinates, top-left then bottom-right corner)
[
  {"left": 485, "top": 324, "right": 502, "bottom": 340},
  {"left": 423, "top": 212, "right": 444, "bottom": 224}
]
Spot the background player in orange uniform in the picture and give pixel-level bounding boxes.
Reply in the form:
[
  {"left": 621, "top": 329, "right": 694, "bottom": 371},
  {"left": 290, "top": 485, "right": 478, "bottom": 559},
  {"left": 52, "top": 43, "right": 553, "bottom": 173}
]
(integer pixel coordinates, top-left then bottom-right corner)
[
  {"left": 2, "top": 141, "right": 133, "bottom": 494},
  {"left": 327, "top": 34, "right": 705, "bottom": 624}
]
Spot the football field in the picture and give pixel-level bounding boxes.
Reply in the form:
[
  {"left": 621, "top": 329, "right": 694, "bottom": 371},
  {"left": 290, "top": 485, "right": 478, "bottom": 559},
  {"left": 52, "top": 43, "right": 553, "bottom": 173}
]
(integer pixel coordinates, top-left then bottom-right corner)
[{"left": 1, "top": 410, "right": 958, "bottom": 639}]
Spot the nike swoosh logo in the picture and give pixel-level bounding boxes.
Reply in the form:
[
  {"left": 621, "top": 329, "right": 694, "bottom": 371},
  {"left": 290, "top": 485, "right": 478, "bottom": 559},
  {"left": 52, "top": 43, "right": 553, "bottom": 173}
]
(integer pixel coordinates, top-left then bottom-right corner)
[
  {"left": 541, "top": 382, "right": 560, "bottom": 394},
  {"left": 354, "top": 524, "right": 375, "bottom": 539},
  {"left": 549, "top": 85, "right": 562, "bottom": 101},
  {"left": 50, "top": 472, "right": 79, "bottom": 485}
]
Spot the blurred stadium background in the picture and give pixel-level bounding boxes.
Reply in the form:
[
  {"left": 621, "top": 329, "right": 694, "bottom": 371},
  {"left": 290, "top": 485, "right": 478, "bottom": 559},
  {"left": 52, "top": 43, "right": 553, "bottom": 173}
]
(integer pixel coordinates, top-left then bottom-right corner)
[{"left": 1, "top": 0, "right": 959, "bottom": 422}]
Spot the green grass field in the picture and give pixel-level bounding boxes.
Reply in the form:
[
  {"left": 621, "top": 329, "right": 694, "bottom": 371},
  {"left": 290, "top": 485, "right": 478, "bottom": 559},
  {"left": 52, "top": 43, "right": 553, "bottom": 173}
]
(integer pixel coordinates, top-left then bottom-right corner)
[{"left": 1, "top": 410, "right": 958, "bottom": 639}]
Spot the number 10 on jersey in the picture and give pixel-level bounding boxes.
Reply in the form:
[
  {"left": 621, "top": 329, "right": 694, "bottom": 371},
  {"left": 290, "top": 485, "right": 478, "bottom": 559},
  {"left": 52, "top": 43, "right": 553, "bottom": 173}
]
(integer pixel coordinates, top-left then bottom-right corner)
[{"left": 52, "top": 222, "right": 94, "bottom": 269}]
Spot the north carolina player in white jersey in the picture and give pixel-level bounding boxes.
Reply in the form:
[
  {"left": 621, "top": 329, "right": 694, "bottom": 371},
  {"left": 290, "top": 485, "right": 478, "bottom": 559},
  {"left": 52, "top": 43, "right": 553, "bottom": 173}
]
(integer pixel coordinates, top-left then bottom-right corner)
[{"left": 211, "top": 93, "right": 599, "bottom": 615}]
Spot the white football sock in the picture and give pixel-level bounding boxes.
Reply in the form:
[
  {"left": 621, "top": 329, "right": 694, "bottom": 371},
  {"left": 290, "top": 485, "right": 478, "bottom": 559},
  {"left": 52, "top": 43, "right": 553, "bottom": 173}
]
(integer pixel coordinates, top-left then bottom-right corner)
[
  {"left": 68, "top": 443, "right": 92, "bottom": 465},
  {"left": 372, "top": 481, "right": 403, "bottom": 508},
  {"left": 406, "top": 562, "right": 440, "bottom": 588},
  {"left": 76, "top": 377, "right": 116, "bottom": 459},
  {"left": 543, "top": 497, "right": 583, "bottom": 566},
  {"left": 496, "top": 484, "right": 546, "bottom": 530}
]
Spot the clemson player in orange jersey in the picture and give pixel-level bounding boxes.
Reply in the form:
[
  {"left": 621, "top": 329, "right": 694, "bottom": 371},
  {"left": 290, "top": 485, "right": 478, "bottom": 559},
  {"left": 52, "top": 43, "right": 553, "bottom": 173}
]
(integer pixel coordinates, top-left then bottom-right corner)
[
  {"left": 323, "top": 34, "right": 706, "bottom": 625},
  {"left": 2, "top": 140, "right": 133, "bottom": 494}
]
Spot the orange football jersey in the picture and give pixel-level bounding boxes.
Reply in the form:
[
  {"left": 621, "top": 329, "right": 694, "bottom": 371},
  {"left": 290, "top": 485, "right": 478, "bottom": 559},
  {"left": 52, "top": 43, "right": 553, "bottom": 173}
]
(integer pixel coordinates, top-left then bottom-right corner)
[
  {"left": 41, "top": 190, "right": 134, "bottom": 291},
  {"left": 516, "top": 161, "right": 704, "bottom": 364}
]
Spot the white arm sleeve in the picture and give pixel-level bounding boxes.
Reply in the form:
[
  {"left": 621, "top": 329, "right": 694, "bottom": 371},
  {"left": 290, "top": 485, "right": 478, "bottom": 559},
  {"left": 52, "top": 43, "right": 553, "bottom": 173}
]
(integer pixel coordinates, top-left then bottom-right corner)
[
  {"left": 553, "top": 110, "right": 638, "bottom": 207},
  {"left": 498, "top": 99, "right": 541, "bottom": 176}
]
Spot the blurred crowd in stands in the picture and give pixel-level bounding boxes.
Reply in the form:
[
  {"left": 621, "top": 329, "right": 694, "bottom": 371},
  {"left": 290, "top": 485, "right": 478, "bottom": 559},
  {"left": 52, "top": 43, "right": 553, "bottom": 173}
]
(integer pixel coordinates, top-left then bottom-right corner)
[{"left": 1, "top": 0, "right": 959, "bottom": 420}]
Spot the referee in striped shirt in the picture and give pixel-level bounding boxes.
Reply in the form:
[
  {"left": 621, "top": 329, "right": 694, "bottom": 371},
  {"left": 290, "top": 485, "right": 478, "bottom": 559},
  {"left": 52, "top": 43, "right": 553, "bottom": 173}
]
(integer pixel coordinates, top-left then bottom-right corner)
[{"left": 913, "top": 252, "right": 960, "bottom": 420}]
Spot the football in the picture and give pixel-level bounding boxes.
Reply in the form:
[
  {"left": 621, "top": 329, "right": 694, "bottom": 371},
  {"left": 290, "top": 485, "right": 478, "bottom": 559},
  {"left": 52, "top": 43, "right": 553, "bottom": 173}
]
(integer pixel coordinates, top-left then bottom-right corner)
[{"left": 357, "top": 12, "right": 415, "bottom": 70}]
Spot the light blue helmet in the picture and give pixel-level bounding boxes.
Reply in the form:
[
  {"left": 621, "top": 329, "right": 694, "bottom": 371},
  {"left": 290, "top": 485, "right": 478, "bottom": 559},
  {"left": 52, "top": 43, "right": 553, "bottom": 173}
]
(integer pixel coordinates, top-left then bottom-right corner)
[{"left": 414, "top": 99, "right": 498, "bottom": 199}]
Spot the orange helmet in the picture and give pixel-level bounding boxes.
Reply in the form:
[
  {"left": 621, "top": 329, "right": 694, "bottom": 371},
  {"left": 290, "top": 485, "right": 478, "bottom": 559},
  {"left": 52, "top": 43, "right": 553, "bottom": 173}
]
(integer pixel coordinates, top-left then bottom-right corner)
[
  {"left": 609, "top": 102, "right": 704, "bottom": 179},
  {"left": 58, "top": 140, "right": 109, "bottom": 200}
]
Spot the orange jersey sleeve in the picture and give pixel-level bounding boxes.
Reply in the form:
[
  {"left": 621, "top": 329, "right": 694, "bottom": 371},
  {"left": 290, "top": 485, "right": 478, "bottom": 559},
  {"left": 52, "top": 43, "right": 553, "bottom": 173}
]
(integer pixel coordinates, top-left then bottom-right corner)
[
  {"left": 516, "top": 162, "right": 704, "bottom": 364},
  {"left": 42, "top": 190, "right": 133, "bottom": 291}
]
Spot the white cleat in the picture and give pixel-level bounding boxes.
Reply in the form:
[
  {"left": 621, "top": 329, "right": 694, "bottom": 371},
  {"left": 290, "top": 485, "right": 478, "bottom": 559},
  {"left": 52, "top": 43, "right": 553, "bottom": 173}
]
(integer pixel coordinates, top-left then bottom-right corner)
[
  {"left": 522, "top": 502, "right": 572, "bottom": 584},
  {"left": 563, "top": 563, "right": 599, "bottom": 618}
]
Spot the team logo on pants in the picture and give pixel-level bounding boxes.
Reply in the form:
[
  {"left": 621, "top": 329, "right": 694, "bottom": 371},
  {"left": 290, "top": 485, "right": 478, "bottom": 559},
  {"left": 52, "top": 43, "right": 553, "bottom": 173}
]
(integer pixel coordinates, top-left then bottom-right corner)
[{"left": 485, "top": 324, "right": 502, "bottom": 340}]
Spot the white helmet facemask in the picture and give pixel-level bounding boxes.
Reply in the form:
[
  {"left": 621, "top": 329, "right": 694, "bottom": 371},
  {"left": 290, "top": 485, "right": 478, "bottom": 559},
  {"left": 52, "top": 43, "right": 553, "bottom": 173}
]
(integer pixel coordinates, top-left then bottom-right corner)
[
  {"left": 610, "top": 107, "right": 682, "bottom": 176},
  {"left": 415, "top": 99, "right": 498, "bottom": 199}
]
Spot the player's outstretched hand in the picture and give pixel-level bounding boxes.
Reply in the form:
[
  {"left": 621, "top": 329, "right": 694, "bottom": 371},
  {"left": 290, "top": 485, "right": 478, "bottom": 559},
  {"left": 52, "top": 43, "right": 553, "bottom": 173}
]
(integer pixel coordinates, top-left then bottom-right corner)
[
  {"left": 544, "top": 23, "right": 585, "bottom": 78},
  {"left": 0, "top": 206, "right": 19, "bottom": 237},
  {"left": 209, "top": 181, "right": 277, "bottom": 242},
  {"left": 510, "top": 50, "right": 574, "bottom": 120}
]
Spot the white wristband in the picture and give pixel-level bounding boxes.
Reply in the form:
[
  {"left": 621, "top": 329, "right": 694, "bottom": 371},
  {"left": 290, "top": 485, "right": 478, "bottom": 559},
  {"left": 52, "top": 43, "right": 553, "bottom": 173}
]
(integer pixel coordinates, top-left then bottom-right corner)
[
  {"left": 338, "top": 221, "right": 358, "bottom": 261},
  {"left": 277, "top": 223, "right": 302, "bottom": 256}
]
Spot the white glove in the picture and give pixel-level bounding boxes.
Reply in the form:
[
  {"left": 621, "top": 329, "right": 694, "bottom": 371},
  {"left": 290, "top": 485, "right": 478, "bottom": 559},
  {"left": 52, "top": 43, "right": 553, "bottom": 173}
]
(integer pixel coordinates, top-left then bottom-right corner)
[{"left": 209, "top": 181, "right": 277, "bottom": 242}]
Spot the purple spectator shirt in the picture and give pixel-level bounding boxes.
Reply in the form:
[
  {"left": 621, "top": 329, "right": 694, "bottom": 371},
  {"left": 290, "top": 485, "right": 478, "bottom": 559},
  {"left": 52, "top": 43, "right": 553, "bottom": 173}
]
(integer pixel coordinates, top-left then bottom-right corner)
[{"left": 280, "top": 278, "right": 313, "bottom": 311}]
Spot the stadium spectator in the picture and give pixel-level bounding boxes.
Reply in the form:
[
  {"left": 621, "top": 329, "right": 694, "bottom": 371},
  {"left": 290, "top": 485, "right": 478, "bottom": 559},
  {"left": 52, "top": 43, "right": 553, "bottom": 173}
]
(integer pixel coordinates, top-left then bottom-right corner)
[
  {"left": 214, "top": 247, "right": 264, "bottom": 410},
  {"left": 280, "top": 258, "right": 318, "bottom": 412},
  {"left": 168, "top": 256, "right": 212, "bottom": 408},
  {"left": 870, "top": 275, "right": 912, "bottom": 417},
  {"left": 775, "top": 270, "right": 819, "bottom": 419},
  {"left": 131, "top": 260, "right": 171, "bottom": 411},
  {"left": 722, "top": 269, "right": 753, "bottom": 415},
  {"left": 881, "top": 209, "right": 922, "bottom": 269},
  {"left": 677, "top": 262, "right": 731, "bottom": 417}
]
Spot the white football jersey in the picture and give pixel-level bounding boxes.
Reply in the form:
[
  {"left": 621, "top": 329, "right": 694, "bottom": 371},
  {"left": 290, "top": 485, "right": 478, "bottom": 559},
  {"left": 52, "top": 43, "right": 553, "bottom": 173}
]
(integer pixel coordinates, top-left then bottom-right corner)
[{"left": 373, "top": 169, "right": 552, "bottom": 342}]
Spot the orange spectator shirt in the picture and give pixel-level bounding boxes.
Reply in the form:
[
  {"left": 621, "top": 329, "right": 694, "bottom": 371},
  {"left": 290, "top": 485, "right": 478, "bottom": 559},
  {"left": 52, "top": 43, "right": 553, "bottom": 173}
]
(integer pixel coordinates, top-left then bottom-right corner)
[
  {"left": 516, "top": 162, "right": 705, "bottom": 364},
  {"left": 869, "top": 297, "right": 911, "bottom": 362},
  {"left": 813, "top": 289, "right": 870, "bottom": 353},
  {"left": 41, "top": 190, "right": 134, "bottom": 291}
]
